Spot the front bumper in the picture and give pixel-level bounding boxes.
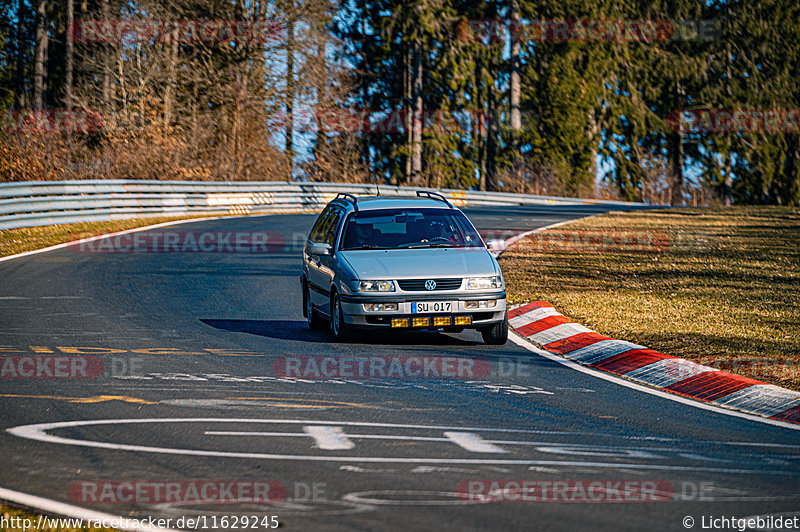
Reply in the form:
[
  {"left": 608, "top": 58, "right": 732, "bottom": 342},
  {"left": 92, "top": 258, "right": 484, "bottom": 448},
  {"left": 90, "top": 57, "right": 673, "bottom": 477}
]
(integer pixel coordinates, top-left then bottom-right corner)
[{"left": 338, "top": 291, "right": 506, "bottom": 329}]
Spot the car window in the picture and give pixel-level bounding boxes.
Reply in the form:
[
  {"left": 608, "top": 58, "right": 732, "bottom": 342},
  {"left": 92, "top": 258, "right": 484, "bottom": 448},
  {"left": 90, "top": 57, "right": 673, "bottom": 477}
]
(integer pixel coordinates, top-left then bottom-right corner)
[
  {"left": 323, "top": 209, "right": 343, "bottom": 246},
  {"left": 340, "top": 208, "right": 483, "bottom": 250},
  {"left": 309, "top": 206, "right": 333, "bottom": 243}
]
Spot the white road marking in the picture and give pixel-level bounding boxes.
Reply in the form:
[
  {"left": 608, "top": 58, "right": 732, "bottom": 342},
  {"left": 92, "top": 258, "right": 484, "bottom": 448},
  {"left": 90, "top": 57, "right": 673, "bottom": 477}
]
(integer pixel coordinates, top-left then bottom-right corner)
[
  {"left": 340, "top": 465, "right": 398, "bottom": 473},
  {"left": 207, "top": 431, "right": 309, "bottom": 437},
  {"left": 443, "top": 432, "right": 507, "bottom": 453},
  {"left": 0, "top": 486, "right": 180, "bottom": 532},
  {"left": 343, "top": 490, "right": 482, "bottom": 506},
  {"left": 7, "top": 419, "right": 800, "bottom": 472},
  {"left": 304, "top": 426, "right": 355, "bottom": 450}
]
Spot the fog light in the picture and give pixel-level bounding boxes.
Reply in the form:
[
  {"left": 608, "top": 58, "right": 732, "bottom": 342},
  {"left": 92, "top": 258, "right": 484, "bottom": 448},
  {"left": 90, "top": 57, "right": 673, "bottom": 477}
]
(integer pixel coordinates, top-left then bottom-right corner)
[
  {"left": 412, "top": 317, "right": 430, "bottom": 327},
  {"left": 363, "top": 303, "right": 399, "bottom": 311},
  {"left": 465, "top": 300, "right": 497, "bottom": 309},
  {"left": 433, "top": 316, "right": 451, "bottom": 327},
  {"left": 391, "top": 318, "right": 409, "bottom": 328},
  {"left": 454, "top": 316, "right": 472, "bottom": 326}
]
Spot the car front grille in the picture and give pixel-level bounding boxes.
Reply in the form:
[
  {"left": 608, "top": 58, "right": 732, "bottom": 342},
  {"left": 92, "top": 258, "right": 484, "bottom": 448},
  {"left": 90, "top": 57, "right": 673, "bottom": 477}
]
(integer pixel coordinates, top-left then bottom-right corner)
[{"left": 396, "top": 278, "right": 463, "bottom": 291}]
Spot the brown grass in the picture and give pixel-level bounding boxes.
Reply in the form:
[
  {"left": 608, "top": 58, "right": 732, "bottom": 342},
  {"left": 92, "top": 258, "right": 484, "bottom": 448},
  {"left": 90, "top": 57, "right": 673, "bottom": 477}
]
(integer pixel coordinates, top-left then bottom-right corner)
[
  {"left": 0, "top": 216, "right": 219, "bottom": 258},
  {"left": 500, "top": 206, "right": 800, "bottom": 390}
]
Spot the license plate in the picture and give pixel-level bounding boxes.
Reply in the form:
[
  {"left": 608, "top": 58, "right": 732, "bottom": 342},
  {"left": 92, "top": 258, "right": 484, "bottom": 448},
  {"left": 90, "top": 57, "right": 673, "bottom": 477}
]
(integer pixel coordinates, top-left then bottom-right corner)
[{"left": 411, "top": 301, "right": 453, "bottom": 313}]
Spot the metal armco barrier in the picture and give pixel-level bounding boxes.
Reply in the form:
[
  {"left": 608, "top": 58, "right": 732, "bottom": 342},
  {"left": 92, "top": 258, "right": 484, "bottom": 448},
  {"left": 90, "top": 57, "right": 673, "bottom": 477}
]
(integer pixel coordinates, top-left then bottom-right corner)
[{"left": 0, "top": 180, "right": 643, "bottom": 230}]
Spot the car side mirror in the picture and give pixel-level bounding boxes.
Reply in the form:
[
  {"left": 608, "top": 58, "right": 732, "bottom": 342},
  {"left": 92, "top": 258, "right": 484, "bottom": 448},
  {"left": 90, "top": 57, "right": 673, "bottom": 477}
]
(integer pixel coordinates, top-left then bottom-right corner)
[
  {"left": 485, "top": 239, "right": 506, "bottom": 253},
  {"left": 310, "top": 243, "right": 332, "bottom": 256}
]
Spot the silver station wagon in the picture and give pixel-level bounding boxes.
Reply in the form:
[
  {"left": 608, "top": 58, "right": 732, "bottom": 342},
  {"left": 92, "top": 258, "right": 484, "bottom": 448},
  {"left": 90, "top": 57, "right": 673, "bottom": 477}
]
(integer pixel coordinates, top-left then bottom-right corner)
[{"left": 300, "top": 191, "right": 508, "bottom": 344}]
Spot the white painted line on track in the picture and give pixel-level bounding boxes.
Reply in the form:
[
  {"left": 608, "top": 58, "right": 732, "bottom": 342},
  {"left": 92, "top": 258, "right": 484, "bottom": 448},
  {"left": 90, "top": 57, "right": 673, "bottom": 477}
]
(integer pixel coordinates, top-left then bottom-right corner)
[
  {"left": 497, "top": 215, "right": 601, "bottom": 252},
  {"left": 304, "top": 426, "right": 355, "bottom": 450},
  {"left": 0, "top": 216, "right": 223, "bottom": 264},
  {"left": 0, "top": 210, "right": 303, "bottom": 264},
  {"left": 7, "top": 418, "right": 800, "bottom": 473},
  {"left": 0, "top": 486, "right": 180, "bottom": 532},
  {"left": 443, "top": 432, "right": 507, "bottom": 454},
  {"left": 509, "top": 333, "right": 800, "bottom": 431}
]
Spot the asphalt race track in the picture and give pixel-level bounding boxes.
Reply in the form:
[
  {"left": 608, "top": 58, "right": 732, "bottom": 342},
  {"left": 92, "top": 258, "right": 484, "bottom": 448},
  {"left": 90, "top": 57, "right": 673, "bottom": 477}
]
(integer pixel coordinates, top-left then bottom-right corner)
[{"left": 1, "top": 204, "right": 799, "bottom": 532}]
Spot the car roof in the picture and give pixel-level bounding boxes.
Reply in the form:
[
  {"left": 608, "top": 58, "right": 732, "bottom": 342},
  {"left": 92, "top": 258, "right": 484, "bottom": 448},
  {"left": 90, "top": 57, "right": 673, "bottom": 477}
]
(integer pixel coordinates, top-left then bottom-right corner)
[{"left": 331, "top": 195, "right": 459, "bottom": 213}]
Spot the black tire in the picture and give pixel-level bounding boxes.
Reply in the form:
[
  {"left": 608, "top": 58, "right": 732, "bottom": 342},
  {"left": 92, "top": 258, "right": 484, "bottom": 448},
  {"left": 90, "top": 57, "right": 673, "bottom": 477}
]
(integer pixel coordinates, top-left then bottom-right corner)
[
  {"left": 304, "top": 282, "right": 325, "bottom": 330},
  {"left": 481, "top": 312, "right": 508, "bottom": 345},
  {"left": 330, "top": 291, "right": 352, "bottom": 341}
]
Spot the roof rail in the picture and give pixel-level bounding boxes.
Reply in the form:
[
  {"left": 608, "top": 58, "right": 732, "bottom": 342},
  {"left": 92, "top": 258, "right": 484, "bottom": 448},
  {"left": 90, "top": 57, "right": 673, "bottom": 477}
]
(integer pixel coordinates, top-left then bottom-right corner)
[
  {"left": 334, "top": 192, "right": 358, "bottom": 211},
  {"left": 416, "top": 190, "right": 453, "bottom": 208}
]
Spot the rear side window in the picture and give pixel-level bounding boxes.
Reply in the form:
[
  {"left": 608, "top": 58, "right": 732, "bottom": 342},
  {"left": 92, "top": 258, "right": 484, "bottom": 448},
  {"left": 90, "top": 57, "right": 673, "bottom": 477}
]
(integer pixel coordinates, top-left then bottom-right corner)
[
  {"left": 309, "top": 206, "right": 333, "bottom": 242},
  {"left": 322, "top": 209, "right": 344, "bottom": 246}
]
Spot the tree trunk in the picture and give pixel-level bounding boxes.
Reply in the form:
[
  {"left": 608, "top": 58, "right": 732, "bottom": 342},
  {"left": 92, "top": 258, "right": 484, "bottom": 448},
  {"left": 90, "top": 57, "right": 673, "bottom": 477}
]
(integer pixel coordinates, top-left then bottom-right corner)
[
  {"left": 486, "top": 79, "right": 497, "bottom": 191},
  {"left": 411, "top": 33, "right": 423, "bottom": 184},
  {"left": 509, "top": 0, "right": 521, "bottom": 185},
  {"left": 102, "top": 0, "right": 110, "bottom": 109},
  {"left": 721, "top": 5, "right": 733, "bottom": 206},
  {"left": 670, "top": 82, "right": 685, "bottom": 206},
  {"left": 285, "top": 8, "right": 295, "bottom": 179},
  {"left": 669, "top": 126, "right": 685, "bottom": 206},
  {"left": 475, "top": 60, "right": 486, "bottom": 191},
  {"left": 360, "top": 0, "right": 371, "bottom": 177},
  {"left": 723, "top": 155, "right": 733, "bottom": 206},
  {"left": 33, "top": 0, "right": 47, "bottom": 110},
  {"left": 404, "top": 34, "right": 412, "bottom": 184},
  {"left": 65, "top": 0, "right": 73, "bottom": 109},
  {"left": 163, "top": 38, "right": 178, "bottom": 129},
  {"left": 315, "top": 36, "right": 327, "bottom": 177},
  {"left": 14, "top": 0, "right": 26, "bottom": 109}
]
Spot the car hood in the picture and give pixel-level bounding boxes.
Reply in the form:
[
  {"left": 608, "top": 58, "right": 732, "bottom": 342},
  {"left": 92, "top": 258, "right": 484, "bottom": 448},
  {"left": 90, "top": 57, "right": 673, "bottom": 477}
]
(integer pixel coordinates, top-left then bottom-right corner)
[{"left": 339, "top": 247, "right": 497, "bottom": 279}]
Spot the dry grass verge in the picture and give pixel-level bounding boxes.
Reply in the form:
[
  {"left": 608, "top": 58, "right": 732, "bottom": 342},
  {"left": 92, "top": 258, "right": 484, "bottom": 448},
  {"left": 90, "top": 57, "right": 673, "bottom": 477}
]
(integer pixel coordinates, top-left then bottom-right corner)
[{"left": 500, "top": 206, "right": 800, "bottom": 390}]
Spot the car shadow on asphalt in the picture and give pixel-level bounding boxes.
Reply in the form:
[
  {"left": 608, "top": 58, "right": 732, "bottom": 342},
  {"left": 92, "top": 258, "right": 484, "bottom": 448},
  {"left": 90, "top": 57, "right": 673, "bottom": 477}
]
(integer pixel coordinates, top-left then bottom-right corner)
[{"left": 200, "top": 318, "right": 481, "bottom": 346}]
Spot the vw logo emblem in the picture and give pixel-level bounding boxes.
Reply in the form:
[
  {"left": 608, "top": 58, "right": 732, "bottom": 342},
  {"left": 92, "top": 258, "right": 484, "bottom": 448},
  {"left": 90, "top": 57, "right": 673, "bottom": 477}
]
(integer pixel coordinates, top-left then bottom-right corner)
[{"left": 425, "top": 280, "right": 436, "bottom": 291}]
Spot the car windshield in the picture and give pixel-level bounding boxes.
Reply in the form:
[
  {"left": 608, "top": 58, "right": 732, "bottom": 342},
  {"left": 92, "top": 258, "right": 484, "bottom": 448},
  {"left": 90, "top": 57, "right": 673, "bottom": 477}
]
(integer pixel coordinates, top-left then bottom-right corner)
[{"left": 339, "top": 208, "right": 484, "bottom": 250}]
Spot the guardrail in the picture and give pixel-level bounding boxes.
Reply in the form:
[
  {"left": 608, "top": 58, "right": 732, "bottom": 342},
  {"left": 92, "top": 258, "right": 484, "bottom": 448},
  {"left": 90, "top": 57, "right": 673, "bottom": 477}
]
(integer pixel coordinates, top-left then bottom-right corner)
[{"left": 0, "top": 180, "right": 644, "bottom": 230}]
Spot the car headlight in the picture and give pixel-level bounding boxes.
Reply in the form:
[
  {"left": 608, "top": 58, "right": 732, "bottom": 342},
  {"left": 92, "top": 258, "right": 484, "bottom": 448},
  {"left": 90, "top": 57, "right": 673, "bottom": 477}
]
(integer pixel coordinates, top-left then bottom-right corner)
[
  {"left": 464, "top": 276, "right": 503, "bottom": 290},
  {"left": 356, "top": 280, "right": 395, "bottom": 292}
]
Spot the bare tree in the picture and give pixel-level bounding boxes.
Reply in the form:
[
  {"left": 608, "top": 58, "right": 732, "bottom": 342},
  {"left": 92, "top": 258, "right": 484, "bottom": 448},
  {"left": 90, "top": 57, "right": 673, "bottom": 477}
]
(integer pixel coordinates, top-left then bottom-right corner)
[
  {"left": 65, "top": 0, "right": 73, "bottom": 109},
  {"left": 14, "top": 0, "right": 26, "bottom": 109},
  {"left": 32, "top": 0, "right": 47, "bottom": 110}
]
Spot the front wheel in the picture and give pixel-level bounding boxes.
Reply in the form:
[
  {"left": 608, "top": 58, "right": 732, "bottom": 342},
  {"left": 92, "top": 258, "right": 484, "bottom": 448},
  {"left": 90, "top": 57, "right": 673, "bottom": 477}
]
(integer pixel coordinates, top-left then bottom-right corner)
[
  {"left": 481, "top": 312, "right": 508, "bottom": 345},
  {"left": 330, "top": 292, "right": 352, "bottom": 341}
]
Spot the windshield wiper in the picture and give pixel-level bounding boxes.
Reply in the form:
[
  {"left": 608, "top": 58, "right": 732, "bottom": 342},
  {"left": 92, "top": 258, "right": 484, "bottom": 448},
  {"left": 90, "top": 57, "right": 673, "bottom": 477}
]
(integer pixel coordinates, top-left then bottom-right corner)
[
  {"left": 344, "top": 244, "right": 387, "bottom": 250},
  {"left": 404, "top": 243, "right": 457, "bottom": 248}
]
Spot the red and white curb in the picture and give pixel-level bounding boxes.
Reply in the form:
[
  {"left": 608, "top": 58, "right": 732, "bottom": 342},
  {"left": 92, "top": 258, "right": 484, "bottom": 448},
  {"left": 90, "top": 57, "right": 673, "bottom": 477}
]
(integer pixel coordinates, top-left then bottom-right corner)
[{"left": 509, "top": 301, "right": 800, "bottom": 425}]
